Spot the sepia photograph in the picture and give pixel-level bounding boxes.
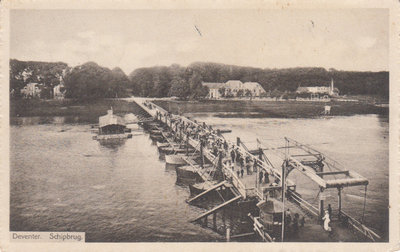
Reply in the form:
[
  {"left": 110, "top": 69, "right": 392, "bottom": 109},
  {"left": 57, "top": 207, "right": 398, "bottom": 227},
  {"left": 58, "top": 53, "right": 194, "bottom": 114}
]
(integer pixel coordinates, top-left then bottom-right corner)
[{"left": 2, "top": 1, "right": 399, "bottom": 251}]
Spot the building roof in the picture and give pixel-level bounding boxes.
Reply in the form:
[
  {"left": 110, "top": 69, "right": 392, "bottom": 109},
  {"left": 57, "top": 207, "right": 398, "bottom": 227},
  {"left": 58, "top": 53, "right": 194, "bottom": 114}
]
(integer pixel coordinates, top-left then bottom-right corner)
[
  {"left": 225, "top": 80, "right": 243, "bottom": 88},
  {"left": 202, "top": 82, "right": 224, "bottom": 89},
  {"left": 243, "top": 82, "right": 265, "bottom": 91}
]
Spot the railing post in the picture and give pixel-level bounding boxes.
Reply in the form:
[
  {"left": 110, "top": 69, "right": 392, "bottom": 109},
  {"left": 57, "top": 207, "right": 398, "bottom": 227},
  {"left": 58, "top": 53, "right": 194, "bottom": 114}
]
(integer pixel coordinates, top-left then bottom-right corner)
[
  {"left": 186, "top": 132, "right": 189, "bottom": 156},
  {"left": 200, "top": 140, "right": 204, "bottom": 169}
]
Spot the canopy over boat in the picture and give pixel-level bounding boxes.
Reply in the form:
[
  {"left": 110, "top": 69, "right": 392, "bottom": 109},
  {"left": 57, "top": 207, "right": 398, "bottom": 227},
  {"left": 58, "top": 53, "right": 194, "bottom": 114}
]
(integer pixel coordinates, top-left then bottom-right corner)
[
  {"left": 98, "top": 109, "right": 127, "bottom": 135},
  {"left": 99, "top": 109, "right": 126, "bottom": 128}
]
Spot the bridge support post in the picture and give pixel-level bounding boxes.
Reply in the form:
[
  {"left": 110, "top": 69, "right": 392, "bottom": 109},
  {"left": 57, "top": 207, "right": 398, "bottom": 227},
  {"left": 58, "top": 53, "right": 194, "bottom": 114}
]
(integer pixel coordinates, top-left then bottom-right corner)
[
  {"left": 213, "top": 212, "right": 217, "bottom": 230},
  {"left": 226, "top": 226, "right": 231, "bottom": 242},
  {"left": 222, "top": 208, "right": 226, "bottom": 228},
  {"left": 338, "top": 187, "right": 342, "bottom": 220},
  {"left": 319, "top": 187, "right": 325, "bottom": 219},
  {"left": 257, "top": 148, "right": 263, "bottom": 190},
  {"left": 203, "top": 215, "right": 208, "bottom": 227}
]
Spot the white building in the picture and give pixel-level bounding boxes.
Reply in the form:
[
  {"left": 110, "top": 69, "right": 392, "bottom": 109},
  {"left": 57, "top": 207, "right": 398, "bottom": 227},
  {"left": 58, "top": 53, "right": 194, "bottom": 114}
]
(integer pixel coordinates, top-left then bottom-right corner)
[
  {"left": 202, "top": 80, "right": 266, "bottom": 99},
  {"left": 202, "top": 82, "right": 223, "bottom": 99},
  {"left": 296, "top": 79, "right": 339, "bottom": 97},
  {"left": 53, "top": 84, "right": 65, "bottom": 99},
  {"left": 20, "top": 83, "right": 41, "bottom": 98}
]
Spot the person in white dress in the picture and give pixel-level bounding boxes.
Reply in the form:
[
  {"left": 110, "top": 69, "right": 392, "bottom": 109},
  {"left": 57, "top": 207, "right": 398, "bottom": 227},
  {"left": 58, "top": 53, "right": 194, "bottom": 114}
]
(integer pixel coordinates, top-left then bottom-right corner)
[{"left": 322, "top": 210, "right": 332, "bottom": 232}]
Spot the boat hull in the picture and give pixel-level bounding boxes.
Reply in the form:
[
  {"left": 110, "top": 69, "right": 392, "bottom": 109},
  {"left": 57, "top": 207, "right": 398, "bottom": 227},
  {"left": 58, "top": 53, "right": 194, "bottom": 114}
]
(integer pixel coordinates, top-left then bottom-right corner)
[
  {"left": 94, "top": 133, "right": 132, "bottom": 140},
  {"left": 165, "top": 154, "right": 187, "bottom": 165},
  {"left": 175, "top": 165, "right": 203, "bottom": 181}
]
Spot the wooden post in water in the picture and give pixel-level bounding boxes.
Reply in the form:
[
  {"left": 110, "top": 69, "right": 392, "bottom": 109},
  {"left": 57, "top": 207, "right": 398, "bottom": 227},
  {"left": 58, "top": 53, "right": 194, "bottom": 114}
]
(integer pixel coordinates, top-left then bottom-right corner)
[{"left": 338, "top": 187, "right": 342, "bottom": 220}]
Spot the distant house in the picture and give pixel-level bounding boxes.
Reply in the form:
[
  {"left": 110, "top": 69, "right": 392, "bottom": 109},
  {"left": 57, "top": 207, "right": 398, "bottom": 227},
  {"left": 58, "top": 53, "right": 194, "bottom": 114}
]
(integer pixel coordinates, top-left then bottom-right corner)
[
  {"left": 243, "top": 82, "right": 266, "bottom": 97},
  {"left": 296, "top": 79, "right": 339, "bottom": 97},
  {"left": 202, "top": 82, "right": 224, "bottom": 99},
  {"left": 202, "top": 80, "right": 266, "bottom": 99},
  {"left": 53, "top": 84, "right": 65, "bottom": 100},
  {"left": 20, "top": 83, "right": 42, "bottom": 98}
]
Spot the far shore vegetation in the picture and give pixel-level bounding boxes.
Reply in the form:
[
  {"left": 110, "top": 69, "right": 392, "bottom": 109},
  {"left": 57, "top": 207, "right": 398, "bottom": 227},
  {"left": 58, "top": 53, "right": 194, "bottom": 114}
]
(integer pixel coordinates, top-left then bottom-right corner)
[{"left": 10, "top": 59, "right": 389, "bottom": 120}]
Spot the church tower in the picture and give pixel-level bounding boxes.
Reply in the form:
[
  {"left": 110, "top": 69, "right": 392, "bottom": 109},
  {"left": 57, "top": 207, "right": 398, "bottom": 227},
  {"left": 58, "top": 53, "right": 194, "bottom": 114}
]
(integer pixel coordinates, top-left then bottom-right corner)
[{"left": 330, "top": 79, "right": 334, "bottom": 95}]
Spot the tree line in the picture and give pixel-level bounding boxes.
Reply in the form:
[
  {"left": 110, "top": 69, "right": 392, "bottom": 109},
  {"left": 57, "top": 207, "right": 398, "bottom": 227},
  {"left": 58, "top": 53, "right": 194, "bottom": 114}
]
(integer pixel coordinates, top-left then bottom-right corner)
[{"left": 10, "top": 59, "right": 389, "bottom": 100}]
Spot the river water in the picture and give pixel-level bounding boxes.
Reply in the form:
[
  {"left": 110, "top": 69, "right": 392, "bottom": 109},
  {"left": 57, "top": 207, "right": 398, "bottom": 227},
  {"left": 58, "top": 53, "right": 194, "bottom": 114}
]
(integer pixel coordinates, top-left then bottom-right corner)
[{"left": 10, "top": 112, "right": 389, "bottom": 241}]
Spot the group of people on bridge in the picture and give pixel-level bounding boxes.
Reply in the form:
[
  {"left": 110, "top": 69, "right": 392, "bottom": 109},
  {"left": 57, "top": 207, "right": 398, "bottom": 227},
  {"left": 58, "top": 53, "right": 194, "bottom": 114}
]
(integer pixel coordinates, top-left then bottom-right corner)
[{"left": 155, "top": 109, "right": 282, "bottom": 188}]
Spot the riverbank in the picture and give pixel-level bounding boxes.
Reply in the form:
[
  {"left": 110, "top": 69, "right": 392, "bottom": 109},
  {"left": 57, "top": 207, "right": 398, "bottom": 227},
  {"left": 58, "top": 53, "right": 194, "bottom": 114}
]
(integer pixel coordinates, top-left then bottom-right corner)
[
  {"left": 10, "top": 97, "right": 389, "bottom": 121},
  {"left": 10, "top": 98, "right": 144, "bottom": 122},
  {"left": 153, "top": 99, "right": 389, "bottom": 119}
]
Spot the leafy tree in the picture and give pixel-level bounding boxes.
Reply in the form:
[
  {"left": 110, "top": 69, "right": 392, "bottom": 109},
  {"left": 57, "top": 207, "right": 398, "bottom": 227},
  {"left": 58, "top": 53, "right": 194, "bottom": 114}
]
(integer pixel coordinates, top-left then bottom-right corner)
[
  {"left": 237, "top": 89, "right": 244, "bottom": 97},
  {"left": 64, "top": 62, "right": 127, "bottom": 100},
  {"left": 108, "top": 67, "right": 130, "bottom": 98},
  {"left": 188, "top": 71, "right": 207, "bottom": 99},
  {"left": 169, "top": 76, "right": 189, "bottom": 98},
  {"left": 218, "top": 87, "right": 226, "bottom": 97}
]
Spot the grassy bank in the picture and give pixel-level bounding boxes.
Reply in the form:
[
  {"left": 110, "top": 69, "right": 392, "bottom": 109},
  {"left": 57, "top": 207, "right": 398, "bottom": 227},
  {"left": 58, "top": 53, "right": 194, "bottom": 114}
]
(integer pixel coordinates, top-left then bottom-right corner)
[{"left": 153, "top": 99, "right": 389, "bottom": 119}]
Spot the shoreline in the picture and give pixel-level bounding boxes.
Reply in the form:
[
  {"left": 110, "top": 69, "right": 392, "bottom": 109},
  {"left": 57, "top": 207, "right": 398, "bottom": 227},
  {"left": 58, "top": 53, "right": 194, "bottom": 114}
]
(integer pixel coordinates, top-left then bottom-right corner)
[{"left": 10, "top": 97, "right": 389, "bottom": 121}]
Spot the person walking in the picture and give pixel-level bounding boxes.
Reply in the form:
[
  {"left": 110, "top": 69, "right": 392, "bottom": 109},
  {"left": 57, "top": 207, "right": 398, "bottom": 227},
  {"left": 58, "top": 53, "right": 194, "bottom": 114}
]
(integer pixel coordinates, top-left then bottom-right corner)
[
  {"left": 327, "top": 204, "right": 332, "bottom": 219},
  {"left": 230, "top": 148, "right": 236, "bottom": 163},
  {"left": 293, "top": 213, "right": 299, "bottom": 237},
  {"left": 240, "top": 167, "right": 244, "bottom": 178},
  {"left": 259, "top": 170, "right": 264, "bottom": 184},
  {"left": 300, "top": 216, "right": 305, "bottom": 227},
  {"left": 264, "top": 171, "right": 270, "bottom": 184},
  {"left": 246, "top": 160, "right": 251, "bottom": 175}
]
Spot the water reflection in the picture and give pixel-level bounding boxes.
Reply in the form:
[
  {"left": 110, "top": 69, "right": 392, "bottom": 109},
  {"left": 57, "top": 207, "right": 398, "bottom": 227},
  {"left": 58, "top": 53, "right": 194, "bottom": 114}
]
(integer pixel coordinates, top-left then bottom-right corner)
[
  {"left": 98, "top": 138, "right": 127, "bottom": 150},
  {"left": 10, "top": 114, "right": 103, "bottom": 126},
  {"left": 11, "top": 116, "right": 88, "bottom": 125}
]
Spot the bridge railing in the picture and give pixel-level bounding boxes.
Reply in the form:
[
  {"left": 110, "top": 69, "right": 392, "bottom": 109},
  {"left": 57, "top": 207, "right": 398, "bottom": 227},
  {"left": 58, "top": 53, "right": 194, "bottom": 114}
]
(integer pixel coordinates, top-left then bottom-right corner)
[
  {"left": 221, "top": 164, "right": 247, "bottom": 198},
  {"left": 286, "top": 190, "right": 319, "bottom": 217},
  {"left": 340, "top": 210, "right": 381, "bottom": 242}
]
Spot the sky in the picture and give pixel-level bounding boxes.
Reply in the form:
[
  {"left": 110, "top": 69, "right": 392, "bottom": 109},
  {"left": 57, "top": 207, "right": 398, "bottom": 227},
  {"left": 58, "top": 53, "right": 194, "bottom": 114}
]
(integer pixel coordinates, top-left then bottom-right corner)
[{"left": 10, "top": 9, "right": 389, "bottom": 74}]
